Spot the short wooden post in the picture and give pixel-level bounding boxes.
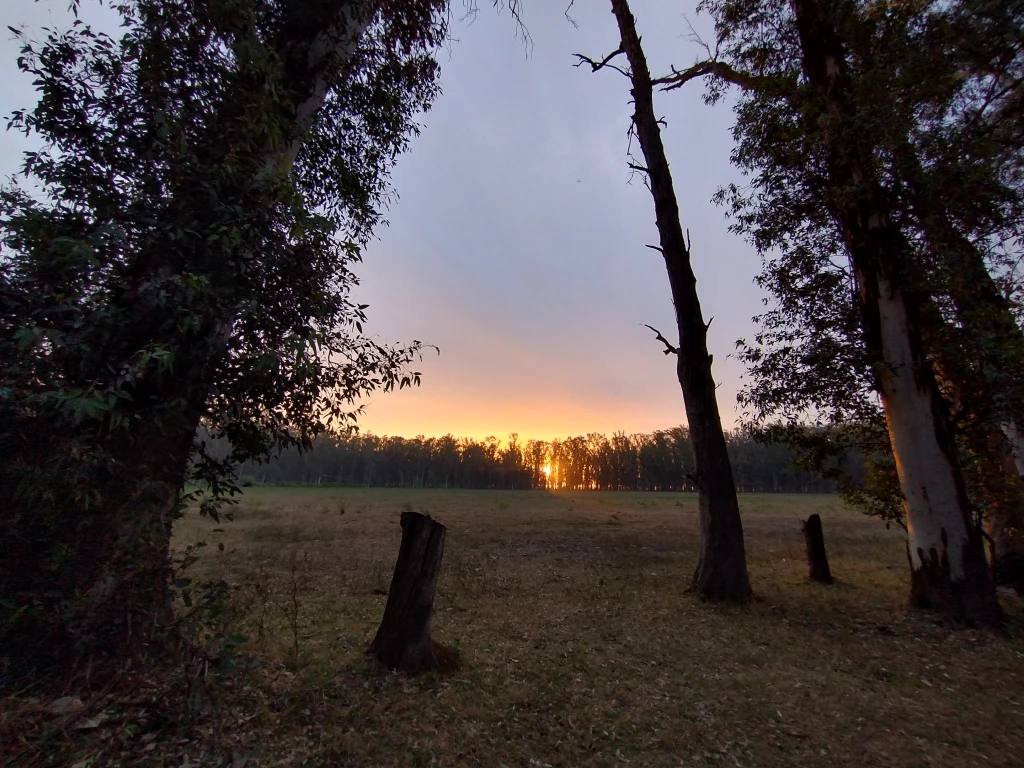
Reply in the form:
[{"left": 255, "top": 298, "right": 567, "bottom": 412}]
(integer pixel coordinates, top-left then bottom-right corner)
[
  {"left": 368, "top": 511, "right": 455, "bottom": 674},
  {"left": 802, "top": 513, "right": 834, "bottom": 584}
]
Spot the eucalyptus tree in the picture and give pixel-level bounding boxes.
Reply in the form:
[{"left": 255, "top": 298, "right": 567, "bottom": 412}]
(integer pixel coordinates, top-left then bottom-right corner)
[
  {"left": 0, "top": 0, "right": 454, "bottom": 678},
  {"left": 785, "top": 0, "right": 1001, "bottom": 623},
  {"left": 666, "top": 0, "right": 1024, "bottom": 621}
]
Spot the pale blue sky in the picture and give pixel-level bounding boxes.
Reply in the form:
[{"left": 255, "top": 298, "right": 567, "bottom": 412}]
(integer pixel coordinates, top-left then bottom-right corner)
[{"left": 0, "top": 0, "right": 765, "bottom": 439}]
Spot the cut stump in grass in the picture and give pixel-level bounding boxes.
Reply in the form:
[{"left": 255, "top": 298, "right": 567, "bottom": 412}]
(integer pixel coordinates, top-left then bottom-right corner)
[
  {"left": 368, "top": 511, "right": 458, "bottom": 675},
  {"left": 802, "top": 513, "right": 834, "bottom": 584}
]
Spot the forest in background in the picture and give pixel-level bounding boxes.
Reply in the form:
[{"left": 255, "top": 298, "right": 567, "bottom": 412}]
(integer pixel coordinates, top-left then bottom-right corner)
[{"left": 232, "top": 428, "right": 842, "bottom": 492}]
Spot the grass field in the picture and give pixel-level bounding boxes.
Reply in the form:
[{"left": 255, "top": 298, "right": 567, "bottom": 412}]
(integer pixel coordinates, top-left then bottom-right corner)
[{"left": 13, "top": 489, "right": 1024, "bottom": 767}]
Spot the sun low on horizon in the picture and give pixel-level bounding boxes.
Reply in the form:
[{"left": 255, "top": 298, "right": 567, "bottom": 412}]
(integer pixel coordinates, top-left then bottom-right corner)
[{"left": 351, "top": 357, "right": 747, "bottom": 442}]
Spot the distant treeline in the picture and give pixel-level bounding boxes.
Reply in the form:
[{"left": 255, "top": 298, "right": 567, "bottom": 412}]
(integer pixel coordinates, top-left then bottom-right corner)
[{"left": 236, "top": 428, "right": 839, "bottom": 493}]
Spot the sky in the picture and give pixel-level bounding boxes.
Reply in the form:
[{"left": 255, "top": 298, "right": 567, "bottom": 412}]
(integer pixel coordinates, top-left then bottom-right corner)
[{"left": 0, "top": 0, "right": 766, "bottom": 441}]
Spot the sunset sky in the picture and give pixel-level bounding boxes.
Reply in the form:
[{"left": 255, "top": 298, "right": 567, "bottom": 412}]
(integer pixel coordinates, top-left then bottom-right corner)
[{"left": 1, "top": 1, "right": 766, "bottom": 441}]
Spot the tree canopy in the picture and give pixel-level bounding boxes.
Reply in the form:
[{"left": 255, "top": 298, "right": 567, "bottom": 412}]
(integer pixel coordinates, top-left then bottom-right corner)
[
  {"left": 686, "top": 0, "right": 1023, "bottom": 614},
  {"left": 0, "top": 0, "right": 449, "bottom": 677}
]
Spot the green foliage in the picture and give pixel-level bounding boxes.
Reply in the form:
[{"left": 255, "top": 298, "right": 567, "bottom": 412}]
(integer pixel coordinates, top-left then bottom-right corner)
[
  {"left": 694, "top": 0, "right": 1024, "bottom": 522},
  {"left": 2, "top": 0, "right": 445, "bottom": 486},
  {"left": 0, "top": 0, "right": 448, "bottom": 675}
]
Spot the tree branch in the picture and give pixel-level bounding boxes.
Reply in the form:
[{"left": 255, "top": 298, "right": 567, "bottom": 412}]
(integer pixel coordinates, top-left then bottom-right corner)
[
  {"left": 643, "top": 324, "right": 678, "bottom": 355},
  {"left": 564, "top": 0, "right": 579, "bottom": 28},
  {"left": 653, "top": 60, "right": 773, "bottom": 93},
  {"left": 573, "top": 47, "right": 630, "bottom": 78}
]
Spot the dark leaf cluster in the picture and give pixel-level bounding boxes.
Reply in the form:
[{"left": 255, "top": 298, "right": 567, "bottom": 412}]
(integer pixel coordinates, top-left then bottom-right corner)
[{"left": 0, "top": 0, "right": 445, "bottom": 676}]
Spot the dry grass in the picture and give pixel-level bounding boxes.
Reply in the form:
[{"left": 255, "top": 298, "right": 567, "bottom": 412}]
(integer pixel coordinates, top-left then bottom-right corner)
[{"left": 9, "top": 489, "right": 1024, "bottom": 767}]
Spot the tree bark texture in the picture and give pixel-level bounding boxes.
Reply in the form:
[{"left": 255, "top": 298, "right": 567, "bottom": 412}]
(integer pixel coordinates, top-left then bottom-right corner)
[
  {"left": 789, "top": 0, "right": 1000, "bottom": 625},
  {"left": 369, "top": 511, "right": 448, "bottom": 674},
  {"left": 609, "top": 0, "right": 751, "bottom": 602},
  {"left": 802, "top": 514, "right": 834, "bottom": 584}
]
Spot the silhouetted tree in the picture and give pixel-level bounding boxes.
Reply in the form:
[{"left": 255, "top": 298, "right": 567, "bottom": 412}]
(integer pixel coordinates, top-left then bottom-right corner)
[
  {"left": 0, "top": 0, "right": 450, "bottom": 679},
  {"left": 575, "top": 0, "right": 751, "bottom": 602},
  {"left": 234, "top": 428, "right": 834, "bottom": 492},
  {"left": 680, "top": 0, "right": 1016, "bottom": 622}
]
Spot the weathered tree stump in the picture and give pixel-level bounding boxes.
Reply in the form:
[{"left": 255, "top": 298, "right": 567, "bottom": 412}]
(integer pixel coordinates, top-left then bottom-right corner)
[
  {"left": 368, "top": 511, "right": 455, "bottom": 674},
  {"left": 802, "top": 513, "right": 834, "bottom": 584}
]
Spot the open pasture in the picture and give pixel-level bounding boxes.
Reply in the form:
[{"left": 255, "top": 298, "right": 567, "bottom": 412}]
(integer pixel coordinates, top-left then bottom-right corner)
[
  {"left": 15, "top": 489, "right": 1020, "bottom": 768},
  {"left": 159, "top": 489, "right": 1024, "bottom": 767}
]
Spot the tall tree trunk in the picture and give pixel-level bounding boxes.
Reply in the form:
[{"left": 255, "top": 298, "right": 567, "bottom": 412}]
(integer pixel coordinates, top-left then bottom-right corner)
[
  {"left": 75, "top": 406, "right": 203, "bottom": 663},
  {"left": 608, "top": 0, "right": 751, "bottom": 602},
  {"left": 103, "top": 0, "right": 380, "bottom": 632},
  {"left": 0, "top": 394, "right": 203, "bottom": 680},
  {"left": 789, "top": 0, "right": 1000, "bottom": 625}
]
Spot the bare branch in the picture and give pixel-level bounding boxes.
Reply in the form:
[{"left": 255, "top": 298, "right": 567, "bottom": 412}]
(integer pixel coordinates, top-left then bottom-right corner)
[
  {"left": 643, "top": 324, "right": 679, "bottom": 356},
  {"left": 628, "top": 162, "right": 649, "bottom": 174},
  {"left": 463, "top": 1, "right": 533, "bottom": 54},
  {"left": 645, "top": 244, "right": 664, "bottom": 255},
  {"left": 564, "top": 0, "right": 579, "bottom": 29},
  {"left": 573, "top": 47, "right": 630, "bottom": 79},
  {"left": 653, "top": 60, "right": 772, "bottom": 93},
  {"left": 681, "top": 13, "right": 716, "bottom": 60}
]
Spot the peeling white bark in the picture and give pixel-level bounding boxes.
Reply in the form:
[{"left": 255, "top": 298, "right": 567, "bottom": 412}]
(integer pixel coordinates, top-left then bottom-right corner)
[
  {"left": 274, "top": 1, "right": 379, "bottom": 173},
  {"left": 874, "top": 271, "right": 968, "bottom": 579},
  {"left": 1002, "top": 421, "right": 1024, "bottom": 477},
  {"left": 244, "top": 0, "right": 377, "bottom": 279}
]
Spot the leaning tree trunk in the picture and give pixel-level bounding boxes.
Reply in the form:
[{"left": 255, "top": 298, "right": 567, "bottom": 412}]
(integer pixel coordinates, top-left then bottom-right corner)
[
  {"left": 1004, "top": 423, "right": 1024, "bottom": 475},
  {"left": 607, "top": 0, "right": 751, "bottom": 602},
  {"left": 789, "top": 0, "right": 1000, "bottom": 625},
  {"left": 369, "top": 511, "right": 449, "bottom": 674}
]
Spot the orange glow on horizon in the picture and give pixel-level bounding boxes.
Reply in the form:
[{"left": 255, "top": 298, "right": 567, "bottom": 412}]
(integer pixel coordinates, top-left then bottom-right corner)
[
  {"left": 352, "top": 349, "right": 745, "bottom": 442},
  {"left": 355, "top": 385, "right": 714, "bottom": 443}
]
